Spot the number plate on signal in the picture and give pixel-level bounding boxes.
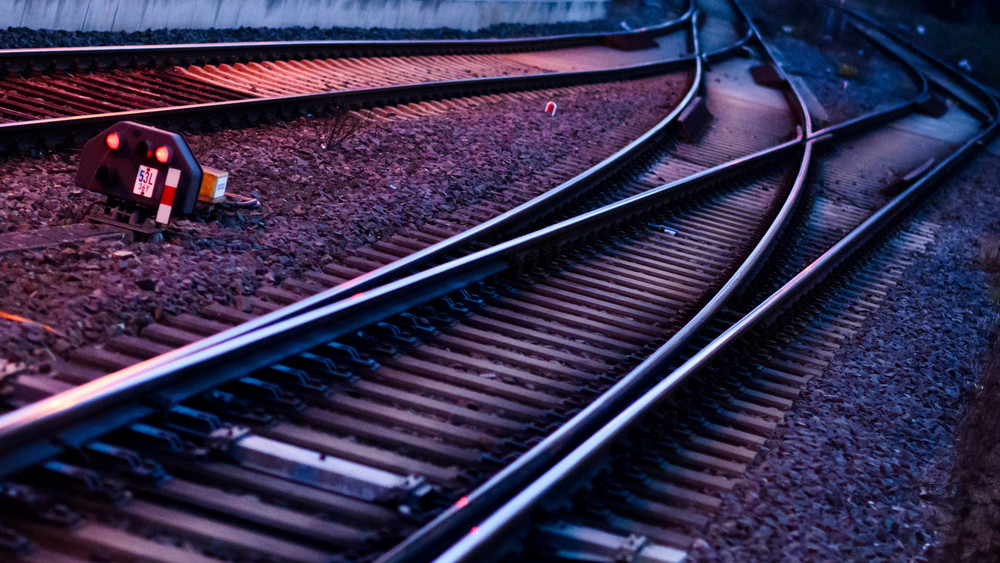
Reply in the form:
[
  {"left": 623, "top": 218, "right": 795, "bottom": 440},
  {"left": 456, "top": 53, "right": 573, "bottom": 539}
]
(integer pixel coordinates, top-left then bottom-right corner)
[{"left": 132, "top": 165, "right": 158, "bottom": 198}]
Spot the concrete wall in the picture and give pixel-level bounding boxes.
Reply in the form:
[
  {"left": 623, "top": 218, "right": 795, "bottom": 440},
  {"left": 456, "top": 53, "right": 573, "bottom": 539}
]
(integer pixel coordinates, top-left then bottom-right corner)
[{"left": 4, "top": 0, "right": 610, "bottom": 32}]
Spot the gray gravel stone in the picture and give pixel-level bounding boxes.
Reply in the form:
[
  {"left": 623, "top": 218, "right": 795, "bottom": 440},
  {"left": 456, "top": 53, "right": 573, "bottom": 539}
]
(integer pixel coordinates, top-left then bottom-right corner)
[
  {"left": 0, "top": 73, "right": 682, "bottom": 391},
  {"left": 688, "top": 148, "right": 1000, "bottom": 561}
]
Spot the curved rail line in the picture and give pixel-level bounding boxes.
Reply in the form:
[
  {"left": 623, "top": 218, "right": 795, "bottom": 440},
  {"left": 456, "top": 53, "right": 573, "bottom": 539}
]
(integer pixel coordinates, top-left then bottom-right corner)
[
  {"left": 0, "top": 7, "right": 740, "bottom": 398},
  {"left": 1, "top": 9, "right": 728, "bottom": 490},
  {"left": 39, "top": 0, "right": 919, "bottom": 404},
  {"left": 428, "top": 5, "right": 1000, "bottom": 561},
  {"left": 0, "top": 2, "right": 976, "bottom": 562},
  {"left": 0, "top": 11, "right": 823, "bottom": 561},
  {"left": 0, "top": 126, "right": 808, "bottom": 560},
  {"left": 22, "top": 16, "right": 704, "bottom": 395},
  {"left": 27, "top": 12, "right": 759, "bottom": 394}
]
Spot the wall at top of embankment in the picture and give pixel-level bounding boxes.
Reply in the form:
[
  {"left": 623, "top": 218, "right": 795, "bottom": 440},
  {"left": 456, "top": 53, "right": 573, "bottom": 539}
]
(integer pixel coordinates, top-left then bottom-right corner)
[{"left": 3, "top": 0, "right": 610, "bottom": 32}]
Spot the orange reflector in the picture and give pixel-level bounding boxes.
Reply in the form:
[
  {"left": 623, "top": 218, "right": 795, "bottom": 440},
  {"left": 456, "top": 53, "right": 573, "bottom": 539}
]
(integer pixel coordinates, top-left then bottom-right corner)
[
  {"left": 105, "top": 132, "right": 120, "bottom": 150},
  {"left": 155, "top": 146, "right": 171, "bottom": 164},
  {"left": 454, "top": 497, "right": 469, "bottom": 508}
]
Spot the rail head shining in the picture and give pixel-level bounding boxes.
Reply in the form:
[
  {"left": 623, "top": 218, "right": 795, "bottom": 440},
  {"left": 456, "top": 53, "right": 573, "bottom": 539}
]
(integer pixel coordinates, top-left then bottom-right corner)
[
  {"left": 0, "top": 1, "right": 696, "bottom": 72},
  {"left": 431, "top": 23, "right": 1000, "bottom": 561},
  {"left": 377, "top": 7, "right": 817, "bottom": 560},
  {"left": 0, "top": 26, "right": 716, "bottom": 426},
  {"left": 0, "top": 43, "right": 800, "bottom": 478}
]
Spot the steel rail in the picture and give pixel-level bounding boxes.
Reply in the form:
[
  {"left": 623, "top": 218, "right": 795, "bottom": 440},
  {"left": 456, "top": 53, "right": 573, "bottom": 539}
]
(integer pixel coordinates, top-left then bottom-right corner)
[
  {"left": 0, "top": 3, "right": 695, "bottom": 74},
  {"left": 703, "top": 26, "right": 754, "bottom": 63},
  {"left": 46, "top": 0, "right": 752, "bottom": 384},
  {"left": 432, "top": 23, "right": 1000, "bottom": 563},
  {"left": 0, "top": 137, "right": 810, "bottom": 473},
  {"left": 727, "top": 0, "right": 928, "bottom": 144},
  {"left": 0, "top": 8, "right": 948, "bottom": 563},
  {"left": 0, "top": 0, "right": 938, "bottom": 483},
  {"left": 58, "top": 14, "right": 705, "bottom": 391},
  {"left": 724, "top": 1, "right": 932, "bottom": 146},
  {"left": 0, "top": 12, "right": 806, "bottom": 562},
  {"left": 0, "top": 45, "right": 697, "bottom": 148},
  {"left": 1, "top": 11, "right": 757, "bottom": 410},
  {"left": 806, "top": 28, "right": 930, "bottom": 140},
  {"left": 0, "top": 0, "right": 931, "bottom": 484},
  {"left": 377, "top": 12, "right": 815, "bottom": 561},
  {"left": 436, "top": 109, "right": 1000, "bottom": 563},
  {"left": 378, "top": 6, "right": 812, "bottom": 562},
  {"left": 0, "top": 5, "right": 976, "bottom": 563},
  {"left": 0, "top": 9, "right": 821, "bottom": 478}
]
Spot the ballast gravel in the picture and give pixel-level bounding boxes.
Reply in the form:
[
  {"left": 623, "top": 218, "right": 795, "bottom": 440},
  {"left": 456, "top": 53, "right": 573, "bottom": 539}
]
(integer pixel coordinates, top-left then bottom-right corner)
[
  {"left": 743, "top": 0, "right": 923, "bottom": 127},
  {"left": 0, "top": 73, "right": 684, "bottom": 387},
  {"left": 766, "top": 32, "right": 922, "bottom": 128},
  {"left": 687, "top": 149, "right": 1000, "bottom": 561}
]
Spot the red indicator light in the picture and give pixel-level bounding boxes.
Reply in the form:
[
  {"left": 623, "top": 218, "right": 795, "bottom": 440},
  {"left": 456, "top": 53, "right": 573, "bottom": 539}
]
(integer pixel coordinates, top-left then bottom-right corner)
[
  {"left": 454, "top": 497, "right": 469, "bottom": 508},
  {"left": 154, "top": 146, "right": 171, "bottom": 164},
  {"left": 105, "top": 132, "right": 120, "bottom": 150}
]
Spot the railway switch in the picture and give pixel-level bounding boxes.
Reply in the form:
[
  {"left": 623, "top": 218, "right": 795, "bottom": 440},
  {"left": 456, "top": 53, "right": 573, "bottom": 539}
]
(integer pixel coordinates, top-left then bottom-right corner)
[{"left": 76, "top": 121, "right": 233, "bottom": 234}]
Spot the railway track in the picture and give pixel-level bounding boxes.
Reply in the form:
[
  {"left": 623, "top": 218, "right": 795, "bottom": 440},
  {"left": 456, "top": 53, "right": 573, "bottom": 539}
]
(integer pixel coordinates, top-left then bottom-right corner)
[
  {"left": 0, "top": 4, "right": 736, "bottom": 397},
  {"left": 423, "top": 6, "right": 1000, "bottom": 561},
  {"left": 0, "top": 0, "right": 996, "bottom": 561},
  {"left": 12, "top": 74, "right": 703, "bottom": 400},
  {"left": 23, "top": 0, "right": 922, "bottom": 399},
  {"left": 1, "top": 7, "right": 749, "bottom": 398},
  {"left": 0, "top": 7, "right": 698, "bottom": 148},
  {"left": 0, "top": 11, "right": 810, "bottom": 559},
  {"left": 1, "top": 139, "right": 808, "bottom": 559}
]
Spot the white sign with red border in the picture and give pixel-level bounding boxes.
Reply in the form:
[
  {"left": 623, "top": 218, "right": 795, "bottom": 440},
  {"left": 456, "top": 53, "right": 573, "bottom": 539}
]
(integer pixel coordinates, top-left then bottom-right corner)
[{"left": 155, "top": 168, "right": 182, "bottom": 225}]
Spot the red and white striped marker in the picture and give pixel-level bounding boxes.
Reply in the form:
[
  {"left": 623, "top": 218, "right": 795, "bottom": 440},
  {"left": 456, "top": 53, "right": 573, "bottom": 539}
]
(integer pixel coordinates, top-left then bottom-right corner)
[
  {"left": 155, "top": 167, "right": 181, "bottom": 225},
  {"left": 544, "top": 101, "right": 557, "bottom": 117}
]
